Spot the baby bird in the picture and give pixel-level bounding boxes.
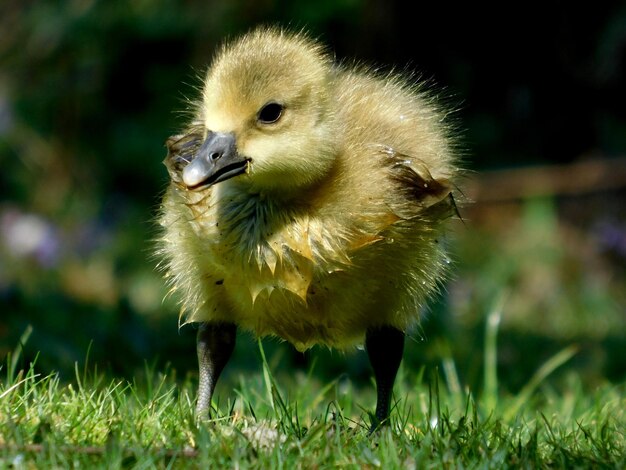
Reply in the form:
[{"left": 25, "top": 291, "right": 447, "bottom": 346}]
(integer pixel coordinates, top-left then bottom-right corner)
[{"left": 158, "top": 27, "right": 458, "bottom": 427}]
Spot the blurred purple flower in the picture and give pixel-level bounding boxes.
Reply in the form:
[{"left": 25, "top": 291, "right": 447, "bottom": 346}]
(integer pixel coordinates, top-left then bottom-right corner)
[
  {"left": 0, "top": 208, "right": 61, "bottom": 267},
  {"left": 0, "top": 84, "right": 14, "bottom": 136},
  {"left": 594, "top": 219, "right": 626, "bottom": 259}
]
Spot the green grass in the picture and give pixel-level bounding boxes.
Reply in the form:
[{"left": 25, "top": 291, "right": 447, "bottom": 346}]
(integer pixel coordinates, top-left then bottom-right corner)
[{"left": 1, "top": 325, "right": 624, "bottom": 469}]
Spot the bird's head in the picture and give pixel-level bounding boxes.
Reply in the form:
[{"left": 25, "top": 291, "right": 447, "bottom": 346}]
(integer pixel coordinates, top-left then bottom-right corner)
[{"left": 166, "top": 28, "right": 338, "bottom": 197}]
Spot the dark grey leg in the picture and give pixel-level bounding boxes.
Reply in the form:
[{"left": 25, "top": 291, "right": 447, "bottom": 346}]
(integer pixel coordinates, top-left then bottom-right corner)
[
  {"left": 365, "top": 325, "right": 405, "bottom": 428},
  {"left": 196, "top": 322, "right": 237, "bottom": 418}
]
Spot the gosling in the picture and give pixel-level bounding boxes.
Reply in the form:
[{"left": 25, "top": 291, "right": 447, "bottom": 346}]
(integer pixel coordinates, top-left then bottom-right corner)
[{"left": 158, "top": 27, "right": 459, "bottom": 427}]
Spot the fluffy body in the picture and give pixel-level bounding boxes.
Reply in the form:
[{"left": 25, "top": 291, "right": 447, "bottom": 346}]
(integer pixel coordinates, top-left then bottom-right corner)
[{"left": 158, "top": 28, "right": 458, "bottom": 352}]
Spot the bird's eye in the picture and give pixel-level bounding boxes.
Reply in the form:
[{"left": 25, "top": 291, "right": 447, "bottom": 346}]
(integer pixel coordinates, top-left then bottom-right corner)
[{"left": 257, "top": 102, "right": 284, "bottom": 124}]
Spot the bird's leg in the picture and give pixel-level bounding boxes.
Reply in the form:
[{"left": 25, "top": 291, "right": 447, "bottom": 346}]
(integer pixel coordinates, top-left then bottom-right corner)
[
  {"left": 196, "top": 322, "right": 237, "bottom": 419},
  {"left": 365, "top": 325, "right": 405, "bottom": 429}
]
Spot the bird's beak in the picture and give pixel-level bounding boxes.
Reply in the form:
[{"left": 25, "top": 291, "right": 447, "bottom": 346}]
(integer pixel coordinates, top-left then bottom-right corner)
[{"left": 181, "top": 132, "right": 249, "bottom": 190}]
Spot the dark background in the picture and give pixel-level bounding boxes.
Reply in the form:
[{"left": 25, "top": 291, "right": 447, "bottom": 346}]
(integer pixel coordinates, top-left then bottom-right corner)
[{"left": 1, "top": 1, "right": 625, "bottom": 393}]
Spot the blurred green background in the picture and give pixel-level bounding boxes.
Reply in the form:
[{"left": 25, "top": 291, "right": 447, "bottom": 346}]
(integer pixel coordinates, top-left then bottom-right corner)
[{"left": 1, "top": 1, "right": 625, "bottom": 394}]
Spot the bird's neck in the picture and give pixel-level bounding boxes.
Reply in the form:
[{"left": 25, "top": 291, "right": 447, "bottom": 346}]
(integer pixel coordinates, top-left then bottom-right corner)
[{"left": 216, "top": 184, "right": 310, "bottom": 234}]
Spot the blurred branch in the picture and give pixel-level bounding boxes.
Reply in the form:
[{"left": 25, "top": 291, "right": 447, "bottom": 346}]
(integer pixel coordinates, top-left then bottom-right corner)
[{"left": 466, "top": 157, "right": 626, "bottom": 203}]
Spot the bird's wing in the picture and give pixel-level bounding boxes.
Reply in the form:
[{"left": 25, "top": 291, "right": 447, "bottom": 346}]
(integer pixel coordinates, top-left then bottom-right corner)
[
  {"left": 163, "top": 127, "right": 204, "bottom": 186},
  {"left": 377, "top": 145, "right": 455, "bottom": 219}
]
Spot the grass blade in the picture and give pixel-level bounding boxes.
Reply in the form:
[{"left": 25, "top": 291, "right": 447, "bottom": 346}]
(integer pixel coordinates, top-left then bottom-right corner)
[
  {"left": 505, "top": 345, "right": 578, "bottom": 420},
  {"left": 8, "top": 325, "right": 33, "bottom": 384},
  {"left": 483, "top": 293, "right": 505, "bottom": 413}
]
